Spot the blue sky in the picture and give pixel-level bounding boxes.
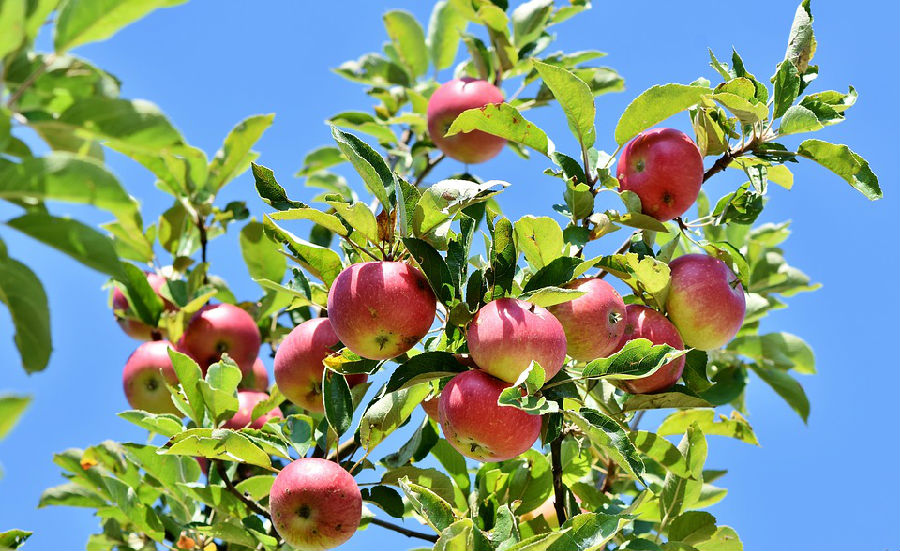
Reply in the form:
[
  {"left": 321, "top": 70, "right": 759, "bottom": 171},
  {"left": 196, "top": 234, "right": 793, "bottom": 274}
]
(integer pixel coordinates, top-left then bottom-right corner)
[{"left": 1, "top": 1, "right": 898, "bottom": 549}]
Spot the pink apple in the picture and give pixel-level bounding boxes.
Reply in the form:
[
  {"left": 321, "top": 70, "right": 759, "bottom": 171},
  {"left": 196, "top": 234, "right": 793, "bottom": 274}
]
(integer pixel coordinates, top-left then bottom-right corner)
[
  {"left": 548, "top": 278, "right": 626, "bottom": 362},
  {"left": 122, "top": 340, "right": 181, "bottom": 415},
  {"left": 179, "top": 303, "right": 261, "bottom": 374},
  {"left": 665, "top": 254, "right": 746, "bottom": 350},
  {"left": 240, "top": 357, "right": 270, "bottom": 391},
  {"left": 438, "top": 369, "right": 542, "bottom": 461},
  {"left": 223, "top": 390, "right": 283, "bottom": 430},
  {"left": 614, "top": 305, "right": 685, "bottom": 394},
  {"left": 467, "top": 298, "right": 567, "bottom": 383},
  {"left": 274, "top": 318, "right": 368, "bottom": 413},
  {"left": 269, "top": 458, "right": 362, "bottom": 550},
  {"left": 421, "top": 395, "right": 440, "bottom": 422},
  {"left": 112, "top": 272, "right": 172, "bottom": 340},
  {"left": 427, "top": 78, "right": 505, "bottom": 164},
  {"left": 326, "top": 262, "right": 436, "bottom": 360},
  {"left": 617, "top": 128, "right": 704, "bottom": 221}
]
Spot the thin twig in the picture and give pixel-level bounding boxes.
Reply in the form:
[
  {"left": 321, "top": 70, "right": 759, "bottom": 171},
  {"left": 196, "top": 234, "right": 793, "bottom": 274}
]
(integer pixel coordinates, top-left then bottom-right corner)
[
  {"left": 326, "top": 439, "right": 359, "bottom": 462},
  {"left": 6, "top": 53, "right": 55, "bottom": 109},
  {"left": 550, "top": 436, "right": 567, "bottom": 526},
  {"left": 214, "top": 461, "right": 270, "bottom": 518},
  {"left": 596, "top": 232, "right": 638, "bottom": 279},
  {"left": 368, "top": 518, "right": 438, "bottom": 543},
  {"left": 413, "top": 153, "right": 445, "bottom": 187}
]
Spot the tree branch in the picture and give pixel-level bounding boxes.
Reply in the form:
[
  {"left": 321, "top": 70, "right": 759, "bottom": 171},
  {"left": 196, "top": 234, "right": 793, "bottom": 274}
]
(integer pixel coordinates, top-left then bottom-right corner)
[
  {"left": 550, "top": 436, "right": 567, "bottom": 526},
  {"left": 6, "top": 53, "right": 55, "bottom": 109},
  {"left": 214, "top": 461, "right": 270, "bottom": 519},
  {"left": 702, "top": 139, "right": 759, "bottom": 183},
  {"left": 368, "top": 518, "right": 438, "bottom": 543},
  {"left": 413, "top": 153, "right": 444, "bottom": 187},
  {"left": 327, "top": 439, "right": 359, "bottom": 462}
]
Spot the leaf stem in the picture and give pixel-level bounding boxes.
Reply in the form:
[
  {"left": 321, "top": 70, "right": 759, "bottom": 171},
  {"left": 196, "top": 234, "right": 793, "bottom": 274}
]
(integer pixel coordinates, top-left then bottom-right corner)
[
  {"left": 213, "top": 460, "right": 271, "bottom": 519},
  {"left": 368, "top": 518, "right": 438, "bottom": 543}
]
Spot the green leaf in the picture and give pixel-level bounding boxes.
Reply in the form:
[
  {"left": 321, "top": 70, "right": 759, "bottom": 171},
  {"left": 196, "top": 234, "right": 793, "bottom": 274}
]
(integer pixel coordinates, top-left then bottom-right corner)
[
  {"left": 384, "top": 10, "right": 428, "bottom": 77},
  {"left": 329, "top": 111, "right": 398, "bottom": 145},
  {"left": 54, "top": 0, "right": 188, "bottom": 52},
  {"left": 402, "top": 237, "right": 455, "bottom": 304},
  {"left": 413, "top": 179, "right": 508, "bottom": 247},
  {"left": 38, "top": 482, "right": 107, "bottom": 508},
  {"left": 0, "top": 529, "right": 32, "bottom": 550},
  {"left": 322, "top": 369, "right": 353, "bottom": 436},
  {"left": 263, "top": 216, "right": 343, "bottom": 286},
  {"left": 117, "top": 410, "right": 183, "bottom": 438},
  {"left": 668, "top": 511, "right": 717, "bottom": 546},
  {"left": 359, "top": 384, "right": 430, "bottom": 451},
  {"left": 385, "top": 352, "right": 466, "bottom": 392},
  {"left": 549, "top": 512, "right": 632, "bottom": 551},
  {"left": 659, "top": 425, "right": 706, "bottom": 522},
  {"left": 208, "top": 114, "right": 274, "bottom": 191},
  {"left": 512, "top": 0, "right": 552, "bottom": 47},
  {"left": 446, "top": 103, "right": 552, "bottom": 157},
  {"left": 398, "top": 476, "right": 456, "bottom": 532},
  {"left": 240, "top": 220, "right": 287, "bottom": 286},
  {"left": 796, "top": 139, "right": 881, "bottom": 200},
  {"left": 0, "top": 254, "right": 51, "bottom": 373},
  {"left": 658, "top": 409, "right": 758, "bottom": 445},
  {"left": 427, "top": 1, "right": 467, "bottom": 70},
  {"left": 297, "top": 146, "right": 345, "bottom": 176},
  {"left": 488, "top": 217, "right": 517, "bottom": 299},
  {"left": 0, "top": 0, "right": 25, "bottom": 58},
  {"left": 514, "top": 216, "right": 563, "bottom": 270},
  {"left": 518, "top": 286, "right": 584, "bottom": 308},
  {"left": 382, "top": 466, "right": 456, "bottom": 505},
  {"left": 630, "top": 430, "right": 692, "bottom": 479},
  {"left": 198, "top": 360, "right": 242, "bottom": 425},
  {"left": 120, "top": 262, "right": 163, "bottom": 325},
  {"left": 434, "top": 518, "right": 478, "bottom": 551},
  {"left": 568, "top": 408, "right": 645, "bottom": 481},
  {"left": 361, "top": 485, "right": 405, "bottom": 518},
  {"left": 269, "top": 208, "right": 348, "bottom": 237},
  {"left": 771, "top": 61, "right": 800, "bottom": 119},
  {"left": 327, "top": 201, "right": 378, "bottom": 243},
  {"left": 0, "top": 395, "right": 30, "bottom": 439},
  {"left": 7, "top": 213, "right": 124, "bottom": 279},
  {"left": 694, "top": 526, "right": 743, "bottom": 551},
  {"left": 712, "top": 92, "right": 768, "bottom": 124},
  {"left": 614, "top": 84, "right": 710, "bottom": 145},
  {"left": 251, "top": 163, "right": 302, "bottom": 210},
  {"left": 582, "top": 338, "right": 683, "bottom": 381},
  {"left": 331, "top": 126, "right": 393, "bottom": 207},
  {"left": 533, "top": 60, "right": 596, "bottom": 147},
  {"left": 784, "top": 0, "right": 816, "bottom": 73},
  {"left": 727, "top": 332, "right": 814, "bottom": 374},
  {"left": 623, "top": 387, "right": 712, "bottom": 412},
  {"left": 168, "top": 349, "right": 205, "bottom": 424},
  {"left": 164, "top": 428, "right": 273, "bottom": 469},
  {"left": 522, "top": 256, "right": 583, "bottom": 293},
  {"left": 752, "top": 365, "right": 810, "bottom": 423},
  {"left": 594, "top": 253, "right": 671, "bottom": 310}
]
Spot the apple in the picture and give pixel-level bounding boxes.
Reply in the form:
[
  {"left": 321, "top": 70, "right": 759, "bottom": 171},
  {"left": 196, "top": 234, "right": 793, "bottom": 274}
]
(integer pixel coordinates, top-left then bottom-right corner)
[
  {"left": 548, "top": 278, "right": 626, "bottom": 362},
  {"left": 421, "top": 395, "right": 440, "bottom": 422},
  {"left": 122, "top": 340, "right": 181, "bottom": 415},
  {"left": 240, "top": 357, "right": 270, "bottom": 391},
  {"left": 274, "top": 318, "right": 368, "bottom": 413},
  {"left": 112, "top": 272, "right": 171, "bottom": 340},
  {"left": 666, "top": 253, "right": 746, "bottom": 350},
  {"left": 438, "top": 369, "right": 542, "bottom": 461},
  {"left": 466, "top": 298, "right": 567, "bottom": 383},
  {"left": 326, "top": 262, "right": 436, "bottom": 360},
  {"left": 617, "top": 128, "right": 704, "bottom": 221},
  {"left": 614, "top": 305, "right": 685, "bottom": 394},
  {"left": 223, "top": 390, "right": 283, "bottom": 430},
  {"left": 269, "top": 457, "right": 361, "bottom": 550},
  {"left": 427, "top": 78, "right": 505, "bottom": 164},
  {"left": 179, "top": 303, "right": 261, "bottom": 375}
]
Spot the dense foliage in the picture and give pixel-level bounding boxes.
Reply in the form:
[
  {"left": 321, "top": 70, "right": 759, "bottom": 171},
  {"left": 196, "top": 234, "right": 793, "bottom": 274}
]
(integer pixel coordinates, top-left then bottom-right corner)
[{"left": 0, "top": 0, "right": 880, "bottom": 550}]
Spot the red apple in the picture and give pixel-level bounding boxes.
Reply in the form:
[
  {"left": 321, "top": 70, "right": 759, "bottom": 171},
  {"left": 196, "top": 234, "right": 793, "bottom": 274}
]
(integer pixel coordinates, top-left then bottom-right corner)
[
  {"left": 427, "top": 78, "right": 505, "bottom": 164},
  {"left": 112, "top": 272, "right": 172, "bottom": 340},
  {"left": 269, "top": 458, "right": 361, "bottom": 550},
  {"left": 326, "top": 262, "right": 436, "bottom": 360},
  {"left": 274, "top": 318, "right": 368, "bottom": 413},
  {"left": 665, "top": 254, "right": 746, "bottom": 350},
  {"left": 223, "top": 390, "right": 283, "bottom": 430},
  {"left": 467, "top": 298, "right": 567, "bottom": 383},
  {"left": 122, "top": 340, "right": 180, "bottom": 415},
  {"left": 617, "top": 128, "right": 704, "bottom": 221},
  {"left": 548, "top": 278, "right": 626, "bottom": 362},
  {"left": 240, "top": 357, "right": 270, "bottom": 391},
  {"left": 614, "top": 305, "right": 685, "bottom": 394},
  {"left": 421, "top": 395, "right": 440, "bottom": 422},
  {"left": 179, "top": 303, "right": 261, "bottom": 375},
  {"left": 438, "top": 369, "right": 542, "bottom": 461}
]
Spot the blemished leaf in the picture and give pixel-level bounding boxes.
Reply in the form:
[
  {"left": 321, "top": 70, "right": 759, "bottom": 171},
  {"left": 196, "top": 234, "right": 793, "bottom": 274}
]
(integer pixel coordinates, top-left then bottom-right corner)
[
  {"left": 658, "top": 409, "right": 758, "bottom": 445},
  {"left": 7, "top": 213, "right": 125, "bottom": 280},
  {"left": 568, "top": 407, "right": 645, "bottom": 482},
  {"left": 251, "top": 163, "right": 302, "bottom": 210},
  {"left": 208, "top": 114, "right": 274, "bottom": 191},
  {"left": 331, "top": 126, "right": 393, "bottom": 207},
  {"left": 783, "top": 0, "right": 816, "bottom": 73},
  {"left": 514, "top": 216, "right": 564, "bottom": 270},
  {"left": 322, "top": 369, "right": 353, "bottom": 436},
  {"left": 752, "top": 364, "right": 810, "bottom": 423},
  {"left": 117, "top": 411, "right": 183, "bottom": 438},
  {"left": 0, "top": 254, "right": 51, "bottom": 373},
  {"left": 796, "top": 139, "right": 881, "bottom": 200},
  {"left": 382, "top": 466, "right": 456, "bottom": 505},
  {"left": 54, "top": 0, "right": 188, "bottom": 52},
  {"left": 359, "top": 384, "right": 430, "bottom": 451},
  {"left": 297, "top": 146, "right": 345, "bottom": 176},
  {"left": 361, "top": 485, "right": 405, "bottom": 518},
  {"left": 446, "top": 103, "right": 553, "bottom": 157},
  {"left": 384, "top": 10, "right": 428, "bottom": 77},
  {"left": 427, "top": 1, "right": 467, "bottom": 70},
  {"left": 614, "top": 84, "right": 710, "bottom": 145},
  {"left": 0, "top": 395, "right": 30, "bottom": 439},
  {"left": 385, "top": 352, "right": 466, "bottom": 392},
  {"left": 728, "top": 332, "right": 814, "bottom": 374},
  {"left": 327, "top": 201, "right": 378, "bottom": 243},
  {"left": 402, "top": 237, "right": 455, "bottom": 304},
  {"left": 413, "top": 179, "right": 509, "bottom": 245},
  {"left": 398, "top": 476, "right": 457, "bottom": 532},
  {"left": 533, "top": 60, "right": 596, "bottom": 148},
  {"left": 240, "top": 220, "right": 287, "bottom": 286}
]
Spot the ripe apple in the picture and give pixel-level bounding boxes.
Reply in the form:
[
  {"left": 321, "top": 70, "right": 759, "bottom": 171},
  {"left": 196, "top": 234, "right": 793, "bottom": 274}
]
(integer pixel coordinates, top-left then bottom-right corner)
[
  {"left": 548, "top": 278, "right": 626, "bottom": 362},
  {"left": 122, "top": 340, "right": 181, "bottom": 415},
  {"left": 240, "top": 357, "right": 270, "bottom": 391},
  {"left": 112, "top": 272, "right": 172, "bottom": 340},
  {"left": 326, "top": 262, "right": 436, "bottom": 361},
  {"left": 223, "top": 390, "right": 283, "bottom": 430},
  {"left": 438, "top": 369, "right": 542, "bottom": 461},
  {"left": 274, "top": 318, "right": 368, "bottom": 413},
  {"left": 666, "top": 253, "right": 746, "bottom": 350},
  {"left": 179, "top": 303, "right": 261, "bottom": 375},
  {"left": 269, "top": 457, "right": 362, "bottom": 550},
  {"left": 427, "top": 78, "right": 505, "bottom": 164},
  {"left": 614, "top": 305, "right": 685, "bottom": 394},
  {"left": 421, "top": 395, "right": 440, "bottom": 422},
  {"left": 467, "top": 298, "right": 567, "bottom": 383},
  {"left": 617, "top": 128, "right": 704, "bottom": 221}
]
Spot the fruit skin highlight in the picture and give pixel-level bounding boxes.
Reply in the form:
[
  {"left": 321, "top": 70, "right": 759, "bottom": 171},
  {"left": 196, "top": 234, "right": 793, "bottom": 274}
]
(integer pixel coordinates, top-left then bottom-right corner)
[
  {"left": 614, "top": 305, "right": 685, "bottom": 394},
  {"left": 427, "top": 78, "right": 505, "bottom": 164},
  {"left": 467, "top": 298, "right": 567, "bottom": 383},
  {"left": 269, "top": 458, "right": 362, "bottom": 550},
  {"left": 179, "top": 303, "right": 261, "bottom": 375},
  {"left": 666, "top": 253, "right": 746, "bottom": 350},
  {"left": 122, "top": 340, "right": 180, "bottom": 415},
  {"left": 223, "top": 390, "right": 283, "bottom": 429},
  {"left": 617, "top": 127, "right": 704, "bottom": 221},
  {"left": 549, "top": 278, "right": 626, "bottom": 362},
  {"left": 438, "top": 369, "right": 542, "bottom": 462},
  {"left": 326, "top": 262, "right": 436, "bottom": 361}
]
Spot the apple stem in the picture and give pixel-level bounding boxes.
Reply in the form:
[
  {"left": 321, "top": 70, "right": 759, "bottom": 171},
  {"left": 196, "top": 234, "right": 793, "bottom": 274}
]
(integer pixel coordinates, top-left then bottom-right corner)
[
  {"left": 368, "top": 518, "right": 438, "bottom": 543},
  {"left": 550, "top": 436, "right": 568, "bottom": 526}
]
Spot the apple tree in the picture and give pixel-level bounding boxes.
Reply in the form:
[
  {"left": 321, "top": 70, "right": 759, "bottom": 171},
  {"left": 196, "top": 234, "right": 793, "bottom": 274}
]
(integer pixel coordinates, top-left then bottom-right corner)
[{"left": 0, "top": 0, "right": 882, "bottom": 550}]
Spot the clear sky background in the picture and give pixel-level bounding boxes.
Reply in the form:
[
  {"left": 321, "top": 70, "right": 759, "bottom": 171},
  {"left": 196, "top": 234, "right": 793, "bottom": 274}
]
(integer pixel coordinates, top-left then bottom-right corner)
[{"left": 1, "top": 1, "right": 898, "bottom": 550}]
